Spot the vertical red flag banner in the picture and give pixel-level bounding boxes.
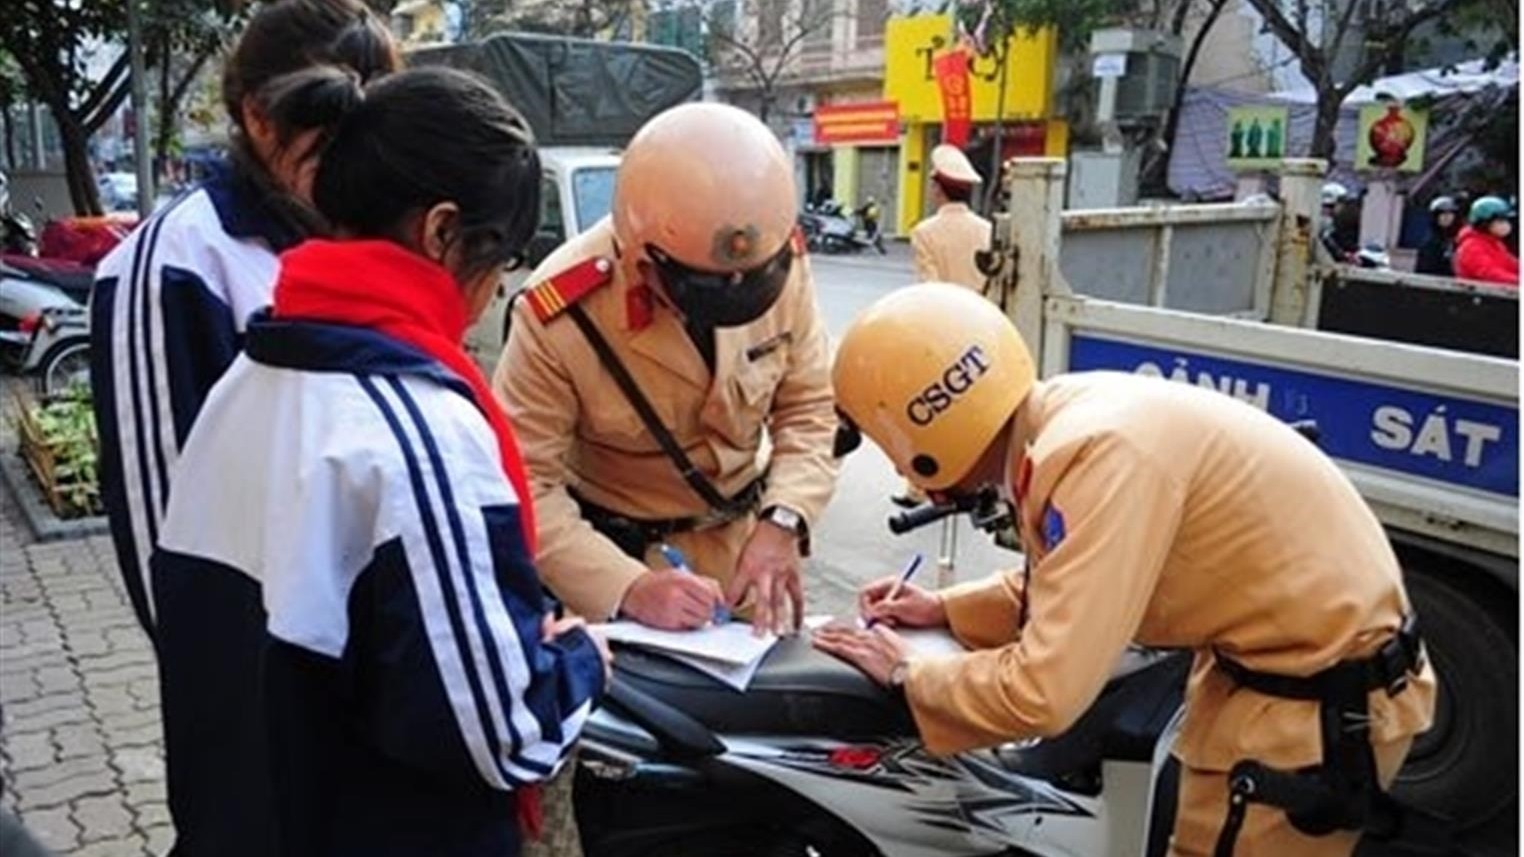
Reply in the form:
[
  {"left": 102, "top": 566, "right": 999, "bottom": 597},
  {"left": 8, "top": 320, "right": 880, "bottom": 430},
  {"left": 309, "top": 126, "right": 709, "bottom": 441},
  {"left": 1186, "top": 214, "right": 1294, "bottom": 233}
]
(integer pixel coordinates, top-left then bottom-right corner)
[{"left": 932, "top": 48, "right": 973, "bottom": 147}]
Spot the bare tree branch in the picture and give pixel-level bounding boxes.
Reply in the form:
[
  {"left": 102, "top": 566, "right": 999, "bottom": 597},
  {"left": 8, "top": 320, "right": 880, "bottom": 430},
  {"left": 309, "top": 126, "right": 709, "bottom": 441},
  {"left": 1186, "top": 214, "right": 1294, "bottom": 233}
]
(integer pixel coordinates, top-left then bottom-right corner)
[
  {"left": 1328, "top": 0, "right": 1364, "bottom": 65},
  {"left": 1246, "top": 0, "right": 1326, "bottom": 81},
  {"left": 1339, "top": 0, "right": 1470, "bottom": 94}
]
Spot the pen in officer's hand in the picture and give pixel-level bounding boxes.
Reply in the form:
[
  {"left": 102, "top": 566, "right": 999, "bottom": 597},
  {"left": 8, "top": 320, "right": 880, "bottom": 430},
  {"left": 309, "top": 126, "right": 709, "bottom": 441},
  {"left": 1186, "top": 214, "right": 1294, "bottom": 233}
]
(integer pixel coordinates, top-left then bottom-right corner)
[
  {"left": 659, "top": 543, "right": 732, "bottom": 625},
  {"left": 866, "top": 552, "right": 925, "bottom": 629}
]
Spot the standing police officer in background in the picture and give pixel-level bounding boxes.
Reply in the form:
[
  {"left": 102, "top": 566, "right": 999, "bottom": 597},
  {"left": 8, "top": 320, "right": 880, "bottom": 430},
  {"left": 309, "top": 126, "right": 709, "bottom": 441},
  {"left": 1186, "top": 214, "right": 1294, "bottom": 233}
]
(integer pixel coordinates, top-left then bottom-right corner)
[
  {"left": 910, "top": 145, "right": 993, "bottom": 292},
  {"left": 818, "top": 284, "right": 1436, "bottom": 857},
  {"left": 494, "top": 103, "right": 839, "bottom": 635}
]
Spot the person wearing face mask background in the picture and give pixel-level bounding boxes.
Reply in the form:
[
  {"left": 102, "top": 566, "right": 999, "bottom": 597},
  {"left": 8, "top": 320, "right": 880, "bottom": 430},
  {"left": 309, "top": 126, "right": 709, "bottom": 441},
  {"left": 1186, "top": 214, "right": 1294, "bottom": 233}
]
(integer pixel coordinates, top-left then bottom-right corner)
[{"left": 1453, "top": 195, "right": 1519, "bottom": 285}]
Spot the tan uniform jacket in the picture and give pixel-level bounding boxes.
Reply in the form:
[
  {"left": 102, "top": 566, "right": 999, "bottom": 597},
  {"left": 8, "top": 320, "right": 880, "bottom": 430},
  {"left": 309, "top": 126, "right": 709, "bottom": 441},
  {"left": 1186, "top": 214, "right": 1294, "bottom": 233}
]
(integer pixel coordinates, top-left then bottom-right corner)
[
  {"left": 905, "top": 373, "right": 1436, "bottom": 773},
  {"left": 910, "top": 203, "right": 993, "bottom": 291},
  {"left": 493, "top": 219, "right": 839, "bottom": 620}
]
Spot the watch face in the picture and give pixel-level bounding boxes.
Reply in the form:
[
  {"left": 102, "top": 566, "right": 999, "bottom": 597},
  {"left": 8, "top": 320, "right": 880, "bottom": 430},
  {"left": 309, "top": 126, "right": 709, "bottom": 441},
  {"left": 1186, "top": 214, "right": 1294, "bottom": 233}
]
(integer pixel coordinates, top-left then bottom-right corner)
[{"left": 770, "top": 507, "right": 802, "bottom": 530}]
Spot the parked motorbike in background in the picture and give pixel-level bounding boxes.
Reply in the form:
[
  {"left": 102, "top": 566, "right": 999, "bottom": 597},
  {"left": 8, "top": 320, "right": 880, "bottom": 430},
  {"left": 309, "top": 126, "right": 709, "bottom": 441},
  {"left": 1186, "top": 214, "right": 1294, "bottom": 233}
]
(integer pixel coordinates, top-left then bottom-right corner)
[
  {"left": 855, "top": 197, "right": 887, "bottom": 255},
  {"left": 0, "top": 202, "right": 127, "bottom": 398},
  {"left": 0, "top": 256, "right": 92, "bottom": 397},
  {"left": 799, "top": 200, "right": 884, "bottom": 255}
]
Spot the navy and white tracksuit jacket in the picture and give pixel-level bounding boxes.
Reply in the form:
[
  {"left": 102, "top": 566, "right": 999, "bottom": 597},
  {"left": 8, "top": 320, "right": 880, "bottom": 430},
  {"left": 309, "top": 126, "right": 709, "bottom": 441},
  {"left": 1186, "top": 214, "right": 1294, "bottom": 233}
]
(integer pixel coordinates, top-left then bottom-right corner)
[
  {"left": 90, "top": 164, "right": 303, "bottom": 640},
  {"left": 149, "top": 314, "right": 606, "bottom": 856}
]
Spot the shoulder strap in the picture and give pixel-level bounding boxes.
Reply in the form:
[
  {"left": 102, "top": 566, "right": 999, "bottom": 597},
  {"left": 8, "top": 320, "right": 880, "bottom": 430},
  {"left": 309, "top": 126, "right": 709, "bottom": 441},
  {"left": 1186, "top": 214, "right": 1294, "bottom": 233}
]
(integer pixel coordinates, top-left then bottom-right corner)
[{"left": 565, "top": 304, "right": 746, "bottom": 516}]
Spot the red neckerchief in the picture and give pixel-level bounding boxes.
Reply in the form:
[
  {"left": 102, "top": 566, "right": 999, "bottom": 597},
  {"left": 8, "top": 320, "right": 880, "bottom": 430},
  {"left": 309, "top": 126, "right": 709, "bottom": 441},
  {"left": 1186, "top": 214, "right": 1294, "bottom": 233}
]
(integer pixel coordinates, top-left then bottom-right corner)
[{"left": 272, "top": 239, "right": 538, "bottom": 554}]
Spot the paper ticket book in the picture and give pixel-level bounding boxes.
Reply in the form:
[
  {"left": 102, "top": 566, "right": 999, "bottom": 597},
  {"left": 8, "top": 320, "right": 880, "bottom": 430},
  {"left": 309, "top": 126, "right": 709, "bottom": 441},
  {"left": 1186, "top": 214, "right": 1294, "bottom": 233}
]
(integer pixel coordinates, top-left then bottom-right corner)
[{"left": 592, "top": 618, "right": 969, "bottom": 691}]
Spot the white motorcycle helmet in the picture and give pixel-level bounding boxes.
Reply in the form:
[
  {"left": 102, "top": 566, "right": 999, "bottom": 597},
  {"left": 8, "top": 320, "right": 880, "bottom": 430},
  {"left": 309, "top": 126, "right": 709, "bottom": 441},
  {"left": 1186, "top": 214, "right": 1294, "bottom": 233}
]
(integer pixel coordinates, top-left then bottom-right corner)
[{"left": 1321, "top": 182, "right": 1350, "bottom": 207}]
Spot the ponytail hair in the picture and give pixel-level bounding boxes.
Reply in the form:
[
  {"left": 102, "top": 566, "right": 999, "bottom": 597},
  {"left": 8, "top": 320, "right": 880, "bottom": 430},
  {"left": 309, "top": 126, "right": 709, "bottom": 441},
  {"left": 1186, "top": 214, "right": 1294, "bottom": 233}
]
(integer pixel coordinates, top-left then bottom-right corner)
[
  {"left": 250, "top": 65, "right": 365, "bottom": 162},
  {"left": 292, "top": 67, "right": 544, "bottom": 280},
  {"left": 222, "top": 0, "right": 400, "bottom": 132}
]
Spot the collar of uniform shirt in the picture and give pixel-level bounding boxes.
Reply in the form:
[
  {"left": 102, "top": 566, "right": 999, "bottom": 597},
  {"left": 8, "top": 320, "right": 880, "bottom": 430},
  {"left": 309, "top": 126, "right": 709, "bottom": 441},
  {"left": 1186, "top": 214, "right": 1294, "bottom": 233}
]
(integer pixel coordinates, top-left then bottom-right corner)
[{"left": 1002, "top": 382, "right": 1048, "bottom": 506}]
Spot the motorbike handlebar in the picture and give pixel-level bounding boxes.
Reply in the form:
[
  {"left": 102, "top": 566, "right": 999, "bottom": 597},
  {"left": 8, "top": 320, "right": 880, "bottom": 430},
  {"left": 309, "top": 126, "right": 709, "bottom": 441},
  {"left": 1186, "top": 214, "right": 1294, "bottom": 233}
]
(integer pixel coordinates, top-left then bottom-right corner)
[{"left": 888, "top": 501, "right": 962, "bottom": 535}]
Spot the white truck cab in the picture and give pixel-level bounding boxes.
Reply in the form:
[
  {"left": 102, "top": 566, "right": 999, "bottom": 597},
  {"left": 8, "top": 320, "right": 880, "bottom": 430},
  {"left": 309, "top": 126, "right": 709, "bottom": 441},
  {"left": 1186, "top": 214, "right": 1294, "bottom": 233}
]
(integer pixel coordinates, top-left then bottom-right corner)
[{"left": 464, "top": 147, "right": 620, "bottom": 371}]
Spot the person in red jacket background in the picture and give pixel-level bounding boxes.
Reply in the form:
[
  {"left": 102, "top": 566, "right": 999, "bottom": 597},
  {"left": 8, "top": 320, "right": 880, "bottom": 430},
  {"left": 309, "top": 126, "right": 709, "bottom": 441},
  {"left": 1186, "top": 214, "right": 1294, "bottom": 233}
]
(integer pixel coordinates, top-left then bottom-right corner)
[{"left": 1454, "top": 196, "right": 1519, "bottom": 286}]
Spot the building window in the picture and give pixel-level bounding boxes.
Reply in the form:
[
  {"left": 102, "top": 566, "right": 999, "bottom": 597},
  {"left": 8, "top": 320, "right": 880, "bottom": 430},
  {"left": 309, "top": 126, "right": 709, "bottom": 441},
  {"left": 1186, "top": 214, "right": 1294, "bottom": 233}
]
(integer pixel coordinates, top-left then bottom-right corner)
[
  {"left": 802, "top": 0, "right": 833, "bottom": 46},
  {"left": 856, "top": 0, "right": 887, "bottom": 47}
]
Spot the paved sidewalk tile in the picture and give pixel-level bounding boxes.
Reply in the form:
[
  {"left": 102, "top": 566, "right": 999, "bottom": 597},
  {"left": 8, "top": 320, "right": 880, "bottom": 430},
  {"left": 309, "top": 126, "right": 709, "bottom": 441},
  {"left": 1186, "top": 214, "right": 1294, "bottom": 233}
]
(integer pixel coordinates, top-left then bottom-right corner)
[{"left": 1, "top": 493, "right": 173, "bottom": 855}]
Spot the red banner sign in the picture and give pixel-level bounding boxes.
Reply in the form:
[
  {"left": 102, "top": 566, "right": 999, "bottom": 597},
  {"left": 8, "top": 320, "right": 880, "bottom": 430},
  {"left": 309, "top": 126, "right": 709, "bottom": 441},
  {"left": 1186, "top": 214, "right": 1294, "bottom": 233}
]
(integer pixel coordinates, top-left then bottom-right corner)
[
  {"left": 813, "top": 101, "right": 900, "bottom": 145},
  {"left": 932, "top": 48, "right": 973, "bottom": 147}
]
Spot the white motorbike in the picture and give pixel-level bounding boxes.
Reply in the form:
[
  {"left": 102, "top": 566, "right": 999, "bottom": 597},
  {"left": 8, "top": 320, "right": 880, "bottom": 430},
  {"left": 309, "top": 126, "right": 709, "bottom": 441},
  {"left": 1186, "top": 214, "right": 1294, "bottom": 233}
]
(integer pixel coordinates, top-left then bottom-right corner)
[
  {"left": 0, "top": 256, "right": 92, "bottom": 397},
  {"left": 577, "top": 629, "right": 1189, "bottom": 857}
]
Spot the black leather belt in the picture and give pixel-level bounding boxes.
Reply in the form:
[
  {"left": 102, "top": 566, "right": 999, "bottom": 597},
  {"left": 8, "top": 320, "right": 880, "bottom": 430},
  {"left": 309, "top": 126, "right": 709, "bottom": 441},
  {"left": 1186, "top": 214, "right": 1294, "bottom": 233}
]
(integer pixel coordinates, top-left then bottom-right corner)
[
  {"left": 571, "top": 478, "right": 765, "bottom": 560},
  {"left": 1214, "top": 614, "right": 1425, "bottom": 701}
]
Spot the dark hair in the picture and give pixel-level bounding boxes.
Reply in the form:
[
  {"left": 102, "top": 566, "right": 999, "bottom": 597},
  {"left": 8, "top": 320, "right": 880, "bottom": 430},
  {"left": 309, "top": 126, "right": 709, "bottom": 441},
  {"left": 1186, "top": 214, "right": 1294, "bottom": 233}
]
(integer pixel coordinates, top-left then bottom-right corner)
[
  {"left": 934, "top": 176, "right": 974, "bottom": 204},
  {"left": 266, "top": 66, "right": 542, "bottom": 279},
  {"left": 222, "top": 0, "right": 400, "bottom": 133}
]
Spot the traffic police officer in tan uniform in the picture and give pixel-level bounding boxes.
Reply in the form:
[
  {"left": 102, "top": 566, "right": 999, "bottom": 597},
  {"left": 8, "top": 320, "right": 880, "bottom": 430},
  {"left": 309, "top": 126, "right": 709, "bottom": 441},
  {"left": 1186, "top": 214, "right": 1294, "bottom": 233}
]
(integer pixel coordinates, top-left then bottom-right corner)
[
  {"left": 910, "top": 145, "right": 993, "bottom": 292},
  {"left": 816, "top": 284, "right": 1437, "bottom": 856},
  {"left": 896, "top": 144, "right": 994, "bottom": 506},
  {"left": 494, "top": 102, "right": 839, "bottom": 635}
]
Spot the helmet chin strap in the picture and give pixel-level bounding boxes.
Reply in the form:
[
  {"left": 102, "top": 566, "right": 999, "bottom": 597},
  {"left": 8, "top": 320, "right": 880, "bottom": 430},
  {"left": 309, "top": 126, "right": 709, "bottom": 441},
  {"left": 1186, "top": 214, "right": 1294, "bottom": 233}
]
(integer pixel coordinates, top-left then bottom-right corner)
[{"left": 614, "top": 235, "right": 685, "bottom": 321}]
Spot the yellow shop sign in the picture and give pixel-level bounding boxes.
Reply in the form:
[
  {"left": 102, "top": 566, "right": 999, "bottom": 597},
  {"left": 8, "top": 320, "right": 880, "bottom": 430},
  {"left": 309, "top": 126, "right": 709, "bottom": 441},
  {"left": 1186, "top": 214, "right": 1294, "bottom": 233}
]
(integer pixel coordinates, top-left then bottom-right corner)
[{"left": 883, "top": 14, "right": 1057, "bottom": 124}]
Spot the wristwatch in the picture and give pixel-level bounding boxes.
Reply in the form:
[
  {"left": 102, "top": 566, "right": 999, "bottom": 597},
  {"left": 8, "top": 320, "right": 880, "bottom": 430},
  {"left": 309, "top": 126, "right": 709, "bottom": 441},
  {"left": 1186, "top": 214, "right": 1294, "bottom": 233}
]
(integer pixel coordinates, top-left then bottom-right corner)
[{"left": 761, "top": 505, "right": 806, "bottom": 538}]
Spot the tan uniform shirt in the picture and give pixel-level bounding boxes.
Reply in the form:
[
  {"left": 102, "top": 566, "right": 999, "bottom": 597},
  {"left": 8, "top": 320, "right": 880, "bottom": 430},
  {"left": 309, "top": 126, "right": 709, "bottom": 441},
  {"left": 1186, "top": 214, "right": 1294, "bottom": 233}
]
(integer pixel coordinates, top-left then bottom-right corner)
[
  {"left": 905, "top": 373, "right": 1436, "bottom": 772},
  {"left": 910, "top": 202, "right": 993, "bottom": 291},
  {"left": 493, "top": 218, "right": 839, "bottom": 620}
]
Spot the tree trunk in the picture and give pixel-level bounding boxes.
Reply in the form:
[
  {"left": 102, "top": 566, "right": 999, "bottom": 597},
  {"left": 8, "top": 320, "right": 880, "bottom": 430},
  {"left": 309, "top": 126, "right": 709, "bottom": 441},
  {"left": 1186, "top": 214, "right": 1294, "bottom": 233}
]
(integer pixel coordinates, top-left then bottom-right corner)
[
  {"left": 2, "top": 103, "right": 14, "bottom": 170},
  {"left": 58, "top": 118, "right": 103, "bottom": 215},
  {"left": 1140, "top": 0, "right": 1228, "bottom": 196},
  {"left": 156, "top": 50, "right": 172, "bottom": 185},
  {"left": 1310, "top": 93, "right": 1342, "bottom": 164}
]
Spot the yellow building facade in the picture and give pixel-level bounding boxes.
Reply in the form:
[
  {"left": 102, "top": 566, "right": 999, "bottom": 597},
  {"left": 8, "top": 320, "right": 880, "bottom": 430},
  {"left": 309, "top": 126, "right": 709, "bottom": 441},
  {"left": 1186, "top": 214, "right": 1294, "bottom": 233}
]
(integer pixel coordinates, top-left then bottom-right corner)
[{"left": 882, "top": 15, "right": 1068, "bottom": 234}]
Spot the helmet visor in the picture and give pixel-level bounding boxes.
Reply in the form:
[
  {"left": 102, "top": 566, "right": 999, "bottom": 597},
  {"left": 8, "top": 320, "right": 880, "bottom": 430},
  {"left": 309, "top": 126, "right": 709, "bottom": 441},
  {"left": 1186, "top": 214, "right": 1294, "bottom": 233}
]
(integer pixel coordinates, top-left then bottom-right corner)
[{"left": 646, "top": 240, "right": 793, "bottom": 328}]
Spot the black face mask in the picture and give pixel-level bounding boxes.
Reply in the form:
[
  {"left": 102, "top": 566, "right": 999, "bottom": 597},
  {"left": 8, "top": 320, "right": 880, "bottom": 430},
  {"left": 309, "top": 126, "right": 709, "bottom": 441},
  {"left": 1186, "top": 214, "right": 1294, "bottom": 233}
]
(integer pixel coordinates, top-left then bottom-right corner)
[{"left": 646, "top": 240, "right": 793, "bottom": 328}]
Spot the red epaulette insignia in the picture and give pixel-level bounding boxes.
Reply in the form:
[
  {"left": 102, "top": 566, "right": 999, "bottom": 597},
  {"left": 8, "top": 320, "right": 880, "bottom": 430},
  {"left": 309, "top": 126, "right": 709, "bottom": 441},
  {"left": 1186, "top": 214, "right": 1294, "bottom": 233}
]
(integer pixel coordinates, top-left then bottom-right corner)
[{"left": 525, "top": 256, "right": 614, "bottom": 323}]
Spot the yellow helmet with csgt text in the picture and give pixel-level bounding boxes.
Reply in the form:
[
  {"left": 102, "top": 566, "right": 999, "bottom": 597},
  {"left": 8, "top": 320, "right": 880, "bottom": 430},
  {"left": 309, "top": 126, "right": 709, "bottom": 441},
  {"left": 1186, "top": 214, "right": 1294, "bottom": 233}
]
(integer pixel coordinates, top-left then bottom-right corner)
[{"left": 833, "top": 283, "right": 1035, "bottom": 491}]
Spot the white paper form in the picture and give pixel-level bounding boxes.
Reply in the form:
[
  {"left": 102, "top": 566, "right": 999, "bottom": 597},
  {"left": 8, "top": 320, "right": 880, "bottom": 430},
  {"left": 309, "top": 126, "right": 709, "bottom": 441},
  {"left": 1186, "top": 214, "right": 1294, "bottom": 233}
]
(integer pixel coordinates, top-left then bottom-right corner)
[{"left": 594, "top": 621, "right": 779, "bottom": 666}]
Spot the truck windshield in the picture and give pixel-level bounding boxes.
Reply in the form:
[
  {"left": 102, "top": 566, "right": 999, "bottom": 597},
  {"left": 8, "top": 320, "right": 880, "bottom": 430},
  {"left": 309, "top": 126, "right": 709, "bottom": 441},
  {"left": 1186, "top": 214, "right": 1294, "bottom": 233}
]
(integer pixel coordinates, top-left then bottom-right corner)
[{"left": 572, "top": 167, "right": 617, "bottom": 233}]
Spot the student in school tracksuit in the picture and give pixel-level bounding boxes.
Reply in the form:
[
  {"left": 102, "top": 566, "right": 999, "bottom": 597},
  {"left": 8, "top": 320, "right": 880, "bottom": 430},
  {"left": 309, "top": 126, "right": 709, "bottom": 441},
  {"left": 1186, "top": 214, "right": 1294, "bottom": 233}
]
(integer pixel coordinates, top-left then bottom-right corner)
[
  {"left": 148, "top": 68, "right": 609, "bottom": 857},
  {"left": 89, "top": 0, "right": 399, "bottom": 642}
]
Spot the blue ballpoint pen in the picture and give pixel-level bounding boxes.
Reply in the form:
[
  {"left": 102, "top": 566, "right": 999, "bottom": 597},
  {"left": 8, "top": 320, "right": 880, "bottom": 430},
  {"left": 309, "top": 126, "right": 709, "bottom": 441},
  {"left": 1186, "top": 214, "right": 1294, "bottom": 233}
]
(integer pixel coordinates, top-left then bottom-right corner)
[
  {"left": 659, "top": 543, "right": 732, "bottom": 625},
  {"left": 865, "top": 552, "right": 925, "bottom": 629}
]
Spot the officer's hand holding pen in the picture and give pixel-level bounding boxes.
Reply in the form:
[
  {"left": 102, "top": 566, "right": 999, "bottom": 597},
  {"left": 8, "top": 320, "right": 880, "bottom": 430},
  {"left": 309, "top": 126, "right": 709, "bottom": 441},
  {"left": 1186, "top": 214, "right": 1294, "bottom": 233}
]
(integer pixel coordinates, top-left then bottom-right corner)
[
  {"left": 619, "top": 565, "right": 724, "bottom": 630},
  {"left": 858, "top": 566, "right": 948, "bottom": 629}
]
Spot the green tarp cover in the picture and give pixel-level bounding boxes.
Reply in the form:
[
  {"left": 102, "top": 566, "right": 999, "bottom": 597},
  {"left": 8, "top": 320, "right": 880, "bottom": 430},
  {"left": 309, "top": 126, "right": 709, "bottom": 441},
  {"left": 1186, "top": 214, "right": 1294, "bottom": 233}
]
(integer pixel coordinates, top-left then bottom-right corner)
[{"left": 410, "top": 33, "right": 704, "bottom": 148}]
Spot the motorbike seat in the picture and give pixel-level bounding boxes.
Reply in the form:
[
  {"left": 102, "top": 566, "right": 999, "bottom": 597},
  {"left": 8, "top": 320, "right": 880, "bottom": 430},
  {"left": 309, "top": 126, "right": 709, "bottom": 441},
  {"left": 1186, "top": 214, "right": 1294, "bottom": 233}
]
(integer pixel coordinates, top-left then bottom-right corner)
[
  {"left": 612, "top": 635, "right": 917, "bottom": 740},
  {"left": 996, "top": 650, "right": 1190, "bottom": 788},
  {"left": 2, "top": 255, "right": 94, "bottom": 303}
]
